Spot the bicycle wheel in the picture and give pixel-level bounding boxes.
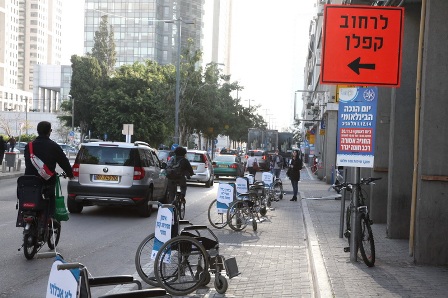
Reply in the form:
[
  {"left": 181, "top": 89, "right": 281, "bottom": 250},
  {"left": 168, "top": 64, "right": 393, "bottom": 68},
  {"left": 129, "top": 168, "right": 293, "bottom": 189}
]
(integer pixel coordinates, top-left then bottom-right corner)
[
  {"left": 273, "top": 182, "right": 283, "bottom": 200},
  {"left": 135, "top": 233, "right": 159, "bottom": 286},
  {"left": 359, "top": 214, "right": 375, "bottom": 267},
  {"left": 47, "top": 219, "right": 61, "bottom": 250},
  {"left": 179, "top": 201, "right": 186, "bottom": 220},
  {"left": 344, "top": 205, "right": 352, "bottom": 244},
  {"left": 154, "top": 235, "right": 209, "bottom": 296},
  {"left": 227, "top": 200, "right": 250, "bottom": 231},
  {"left": 207, "top": 199, "right": 228, "bottom": 229}
]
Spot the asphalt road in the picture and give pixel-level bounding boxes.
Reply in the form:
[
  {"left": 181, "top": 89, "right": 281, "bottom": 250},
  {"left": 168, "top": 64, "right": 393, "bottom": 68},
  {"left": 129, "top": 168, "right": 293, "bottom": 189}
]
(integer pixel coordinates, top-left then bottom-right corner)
[{"left": 0, "top": 176, "right": 216, "bottom": 297}]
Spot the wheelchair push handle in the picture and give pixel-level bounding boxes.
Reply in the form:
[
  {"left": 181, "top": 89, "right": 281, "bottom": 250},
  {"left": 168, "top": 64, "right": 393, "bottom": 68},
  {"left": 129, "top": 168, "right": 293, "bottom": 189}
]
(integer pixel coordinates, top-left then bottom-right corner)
[{"left": 57, "top": 262, "right": 85, "bottom": 270}]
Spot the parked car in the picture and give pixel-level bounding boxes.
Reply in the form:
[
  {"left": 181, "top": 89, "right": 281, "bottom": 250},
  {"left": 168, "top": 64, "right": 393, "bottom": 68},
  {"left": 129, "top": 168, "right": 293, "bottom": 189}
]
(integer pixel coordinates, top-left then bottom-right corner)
[
  {"left": 185, "top": 150, "right": 214, "bottom": 188},
  {"left": 16, "top": 142, "right": 27, "bottom": 153},
  {"left": 157, "top": 149, "right": 174, "bottom": 163},
  {"left": 57, "top": 143, "right": 78, "bottom": 156},
  {"left": 212, "top": 154, "right": 244, "bottom": 178},
  {"left": 67, "top": 141, "right": 168, "bottom": 217},
  {"left": 245, "top": 149, "right": 270, "bottom": 171}
]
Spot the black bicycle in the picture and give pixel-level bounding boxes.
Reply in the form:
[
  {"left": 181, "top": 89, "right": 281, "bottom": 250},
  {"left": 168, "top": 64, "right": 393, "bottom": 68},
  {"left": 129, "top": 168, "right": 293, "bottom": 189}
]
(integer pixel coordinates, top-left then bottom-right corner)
[{"left": 332, "top": 177, "right": 381, "bottom": 267}]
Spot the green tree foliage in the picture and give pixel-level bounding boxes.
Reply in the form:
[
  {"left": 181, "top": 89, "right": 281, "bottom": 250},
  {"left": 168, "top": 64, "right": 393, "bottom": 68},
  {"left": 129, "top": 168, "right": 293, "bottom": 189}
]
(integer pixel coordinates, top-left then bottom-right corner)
[
  {"left": 66, "top": 38, "right": 269, "bottom": 147},
  {"left": 90, "top": 15, "right": 116, "bottom": 78},
  {"left": 92, "top": 60, "right": 173, "bottom": 145},
  {"left": 62, "top": 55, "right": 102, "bottom": 139}
]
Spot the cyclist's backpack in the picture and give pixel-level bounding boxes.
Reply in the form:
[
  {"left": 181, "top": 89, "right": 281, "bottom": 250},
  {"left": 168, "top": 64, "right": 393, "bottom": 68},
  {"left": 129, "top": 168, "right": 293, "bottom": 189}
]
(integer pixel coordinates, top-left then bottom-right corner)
[{"left": 166, "top": 157, "right": 184, "bottom": 179}]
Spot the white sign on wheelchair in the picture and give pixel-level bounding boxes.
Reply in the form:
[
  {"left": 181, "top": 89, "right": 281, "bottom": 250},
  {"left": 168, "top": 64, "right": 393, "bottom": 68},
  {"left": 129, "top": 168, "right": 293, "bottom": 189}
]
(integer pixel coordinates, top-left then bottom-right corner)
[
  {"left": 235, "top": 177, "right": 249, "bottom": 195},
  {"left": 244, "top": 174, "right": 254, "bottom": 185},
  {"left": 46, "top": 256, "right": 79, "bottom": 298},
  {"left": 262, "top": 172, "right": 274, "bottom": 187},
  {"left": 152, "top": 207, "right": 173, "bottom": 262},
  {"left": 216, "top": 183, "right": 234, "bottom": 213}
]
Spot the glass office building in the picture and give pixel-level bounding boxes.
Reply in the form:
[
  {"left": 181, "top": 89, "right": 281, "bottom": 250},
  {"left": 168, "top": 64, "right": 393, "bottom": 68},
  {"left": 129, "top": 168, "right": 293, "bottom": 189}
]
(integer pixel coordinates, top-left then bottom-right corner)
[{"left": 84, "top": 0, "right": 204, "bottom": 67}]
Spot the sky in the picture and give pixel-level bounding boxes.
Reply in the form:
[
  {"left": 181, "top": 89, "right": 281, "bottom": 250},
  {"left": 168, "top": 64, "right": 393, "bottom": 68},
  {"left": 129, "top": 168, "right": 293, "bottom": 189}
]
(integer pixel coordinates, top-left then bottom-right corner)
[{"left": 61, "top": 1, "right": 316, "bottom": 131}]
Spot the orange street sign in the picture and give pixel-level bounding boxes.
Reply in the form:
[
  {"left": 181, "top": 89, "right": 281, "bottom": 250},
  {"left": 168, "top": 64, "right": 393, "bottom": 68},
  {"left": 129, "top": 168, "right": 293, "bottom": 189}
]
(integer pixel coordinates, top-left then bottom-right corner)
[{"left": 320, "top": 5, "right": 404, "bottom": 87}]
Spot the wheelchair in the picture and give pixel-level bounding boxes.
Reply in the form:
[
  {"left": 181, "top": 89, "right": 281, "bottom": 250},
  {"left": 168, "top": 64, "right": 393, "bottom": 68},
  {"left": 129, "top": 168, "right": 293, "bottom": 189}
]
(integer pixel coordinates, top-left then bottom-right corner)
[
  {"left": 49, "top": 254, "right": 169, "bottom": 298},
  {"left": 136, "top": 201, "right": 240, "bottom": 296}
]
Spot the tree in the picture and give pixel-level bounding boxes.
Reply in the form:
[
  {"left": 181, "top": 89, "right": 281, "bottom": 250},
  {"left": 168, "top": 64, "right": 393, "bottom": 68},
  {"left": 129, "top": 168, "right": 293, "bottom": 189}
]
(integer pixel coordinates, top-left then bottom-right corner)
[
  {"left": 63, "top": 55, "right": 102, "bottom": 140},
  {"left": 90, "top": 15, "right": 116, "bottom": 78},
  {"left": 92, "top": 60, "right": 174, "bottom": 146}
]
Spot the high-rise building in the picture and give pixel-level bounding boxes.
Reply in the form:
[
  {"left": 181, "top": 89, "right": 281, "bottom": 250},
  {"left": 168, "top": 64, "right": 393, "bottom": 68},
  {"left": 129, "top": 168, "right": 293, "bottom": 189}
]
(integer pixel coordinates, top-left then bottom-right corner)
[
  {"left": 84, "top": 0, "right": 204, "bottom": 67},
  {"left": 0, "top": 0, "right": 63, "bottom": 112}
]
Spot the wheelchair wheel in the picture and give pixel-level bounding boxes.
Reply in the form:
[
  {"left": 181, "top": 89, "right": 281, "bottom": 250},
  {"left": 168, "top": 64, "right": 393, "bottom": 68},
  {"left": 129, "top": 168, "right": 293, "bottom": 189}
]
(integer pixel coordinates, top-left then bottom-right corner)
[
  {"left": 207, "top": 199, "right": 228, "bottom": 229},
  {"left": 214, "top": 274, "right": 228, "bottom": 294},
  {"left": 47, "top": 220, "right": 61, "bottom": 250},
  {"left": 154, "top": 235, "right": 209, "bottom": 296},
  {"left": 135, "top": 233, "right": 159, "bottom": 287},
  {"left": 227, "top": 200, "right": 249, "bottom": 231},
  {"left": 274, "top": 182, "right": 283, "bottom": 200}
]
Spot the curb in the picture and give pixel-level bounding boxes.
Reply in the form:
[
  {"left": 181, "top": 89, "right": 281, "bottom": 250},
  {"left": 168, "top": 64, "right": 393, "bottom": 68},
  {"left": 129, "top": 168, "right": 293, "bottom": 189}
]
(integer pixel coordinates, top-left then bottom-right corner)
[{"left": 302, "top": 197, "right": 333, "bottom": 298}]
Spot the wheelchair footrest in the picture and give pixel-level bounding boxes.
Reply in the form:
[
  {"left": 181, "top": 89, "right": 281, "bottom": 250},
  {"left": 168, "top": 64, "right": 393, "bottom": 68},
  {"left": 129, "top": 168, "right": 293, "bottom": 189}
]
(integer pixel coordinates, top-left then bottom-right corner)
[
  {"left": 89, "top": 275, "right": 142, "bottom": 289},
  {"left": 344, "top": 247, "right": 350, "bottom": 253},
  {"left": 98, "top": 288, "right": 167, "bottom": 298},
  {"left": 225, "top": 257, "right": 240, "bottom": 279}
]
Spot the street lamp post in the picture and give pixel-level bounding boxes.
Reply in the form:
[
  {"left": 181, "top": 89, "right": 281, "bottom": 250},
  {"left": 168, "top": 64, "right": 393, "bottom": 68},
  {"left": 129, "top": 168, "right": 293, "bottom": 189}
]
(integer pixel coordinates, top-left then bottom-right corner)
[
  {"left": 21, "top": 97, "right": 28, "bottom": 135},
  {"left": 165, "top": 18, "right": 194, "bottom": 145},
  {"left": 68, "top": 95, "right": 74, "bottom": 134}
]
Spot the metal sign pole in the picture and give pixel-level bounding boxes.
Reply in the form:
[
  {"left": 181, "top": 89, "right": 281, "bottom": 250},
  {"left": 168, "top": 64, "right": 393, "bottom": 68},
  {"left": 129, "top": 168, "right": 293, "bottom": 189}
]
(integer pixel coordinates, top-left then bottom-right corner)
[
  {"left": 350, "top": 167, "right": 360, "bottom": 261},
  {"left": 339, "top": 168, "right": 348, "bottom": 238}
]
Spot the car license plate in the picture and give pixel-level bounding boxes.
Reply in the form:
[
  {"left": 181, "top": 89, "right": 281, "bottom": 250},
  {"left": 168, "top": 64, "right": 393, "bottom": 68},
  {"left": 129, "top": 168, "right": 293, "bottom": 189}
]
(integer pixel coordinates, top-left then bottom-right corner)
[
  {"left": 192, "top": 166, "right": 197, "bottom": 170},
  {"left": 94, "top": 174, "right": 119, "bottom": 182},
  {"left": 219, "top": 164, "right": 227, "bottom": 168}
]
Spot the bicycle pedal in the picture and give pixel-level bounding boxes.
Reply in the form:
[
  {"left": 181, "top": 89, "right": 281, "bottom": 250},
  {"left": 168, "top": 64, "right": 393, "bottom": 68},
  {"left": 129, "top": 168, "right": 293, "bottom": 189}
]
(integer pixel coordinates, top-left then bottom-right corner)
[{"left": 344, "top": 247, "right": 350, "bottom": 252}]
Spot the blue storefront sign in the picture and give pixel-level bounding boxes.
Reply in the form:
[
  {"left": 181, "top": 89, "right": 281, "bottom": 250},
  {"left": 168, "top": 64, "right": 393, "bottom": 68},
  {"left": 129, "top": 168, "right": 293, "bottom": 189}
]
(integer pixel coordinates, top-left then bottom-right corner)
[{"left": 336, "top": 87, "right": 378, "bottom": 168}]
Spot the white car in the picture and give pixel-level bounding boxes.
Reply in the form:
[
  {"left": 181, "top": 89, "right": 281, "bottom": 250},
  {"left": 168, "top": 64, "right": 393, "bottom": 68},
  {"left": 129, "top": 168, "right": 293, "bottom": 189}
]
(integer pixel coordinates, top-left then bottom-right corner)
[{"left": 185, "top": 150, "right": 214, "bottom": 188}]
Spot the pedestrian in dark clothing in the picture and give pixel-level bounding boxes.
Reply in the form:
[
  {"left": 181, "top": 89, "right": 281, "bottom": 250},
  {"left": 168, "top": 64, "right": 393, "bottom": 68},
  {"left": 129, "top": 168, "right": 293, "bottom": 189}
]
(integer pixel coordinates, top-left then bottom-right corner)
[
  {"left": 0, "top": 136, "right": 6, "bottom": 164},
  {"left": 9, "top": 136, "right": 16, "bottom": 152},
  {"left": 24, "top": 121, "right": 74, "bottom": 217},
  {"left": 167, "top": 146, "right": 194, "bottom": 203},
  {"left": 288, "top": 149, "right": 303, "bottom": 201}
]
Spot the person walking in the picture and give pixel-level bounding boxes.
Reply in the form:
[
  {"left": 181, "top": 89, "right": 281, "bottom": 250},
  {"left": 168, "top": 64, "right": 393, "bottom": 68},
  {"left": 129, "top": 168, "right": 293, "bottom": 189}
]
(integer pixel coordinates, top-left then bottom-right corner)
[
  {"left": 0, "top": 136, "right": 6, "bottom": 165},
  {"left": 288, "top": 149, "right": 303, "bottom": 201},
  {"left": 271, "top": 150, "right": 283, "bottom": 179},
  {"left": 9, "top": 136, "right": 16, "bottom": 152},
  {"left": 166, "top": 146, "right": 194, "bottom": 204},
  {"left": 245, "top": 151, "right": 258, "bottom": 177}
]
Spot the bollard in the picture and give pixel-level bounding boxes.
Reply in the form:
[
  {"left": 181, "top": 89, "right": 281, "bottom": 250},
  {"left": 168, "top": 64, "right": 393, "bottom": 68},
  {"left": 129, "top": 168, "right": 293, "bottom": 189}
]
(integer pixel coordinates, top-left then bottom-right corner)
[
  {"left": 16, "top": 159, "right": 21, "bottom": 171},
  {"left": 2, "top": 162, "right": 5, "bottom": 173}
]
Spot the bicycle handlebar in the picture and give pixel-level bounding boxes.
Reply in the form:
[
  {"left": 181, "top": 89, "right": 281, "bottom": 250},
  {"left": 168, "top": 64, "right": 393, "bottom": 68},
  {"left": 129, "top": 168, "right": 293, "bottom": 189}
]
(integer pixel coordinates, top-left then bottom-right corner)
[
  {"left": 331, "top": 177, "right": 382, "bottom": 192},
  {"left": 57, "top": 262, "right": 85, "bottom": 270}
]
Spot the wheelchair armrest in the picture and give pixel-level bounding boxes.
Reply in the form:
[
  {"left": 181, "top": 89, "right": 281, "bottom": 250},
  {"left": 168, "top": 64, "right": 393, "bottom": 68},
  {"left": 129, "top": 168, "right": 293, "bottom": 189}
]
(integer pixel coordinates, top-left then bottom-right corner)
[
  {"left": 88, "top": 275, "right": 142, "bottom": 290},
  {"left": 98, "top": 288, "right": 168, "bottom": 298},
  {"left": 182, "top": 225, "right": 208, "bottom": 231},
  {"left": 179, "top": 219, "right": 191, "bottom": 225}
]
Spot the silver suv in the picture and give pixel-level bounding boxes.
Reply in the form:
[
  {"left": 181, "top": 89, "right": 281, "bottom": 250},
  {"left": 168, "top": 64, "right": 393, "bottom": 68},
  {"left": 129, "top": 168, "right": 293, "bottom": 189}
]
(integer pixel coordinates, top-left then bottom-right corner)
[
  {"left": 67, "top": 141, "right": 168, "bottom": 217},
  {"left": 185, "top": 150, "right": 214, "bottom": 188}
]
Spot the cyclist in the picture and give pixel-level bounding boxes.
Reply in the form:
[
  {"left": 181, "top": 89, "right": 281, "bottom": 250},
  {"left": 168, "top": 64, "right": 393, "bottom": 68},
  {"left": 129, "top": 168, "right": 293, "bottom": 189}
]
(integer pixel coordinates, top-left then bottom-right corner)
[
  {"left": 167, "top": 146, "right": 194, "bottom": 204},
  {"left": 23, "top": 121, "right": 74, "bottom": 221}
]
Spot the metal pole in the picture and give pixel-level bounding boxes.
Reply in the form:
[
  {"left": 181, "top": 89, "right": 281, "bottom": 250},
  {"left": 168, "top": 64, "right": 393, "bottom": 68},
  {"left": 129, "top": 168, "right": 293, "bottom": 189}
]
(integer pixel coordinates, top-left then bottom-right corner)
[
  {"left": 339, "top": 168, "right": 348, "bottom": 238},
  {"left": 25, "top": 99, "right": 28, "bottom": 135},
  {"left": 174, "top": 19, "right": 181, "bottom": 145},
  {"left": 350, "top": 167, "right": 360, "bottom": 262},
  {"left": 71, "top": 97, "right": 75, "bottom": 133}
]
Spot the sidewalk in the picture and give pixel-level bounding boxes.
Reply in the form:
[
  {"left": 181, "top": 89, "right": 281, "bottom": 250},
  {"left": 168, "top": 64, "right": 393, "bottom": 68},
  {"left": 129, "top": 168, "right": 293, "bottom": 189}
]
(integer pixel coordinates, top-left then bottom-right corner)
[
  {"left": 0, "top": 156, "right": 25, "bottom": 180},
  {"left": 299, "top": 166, "right": 448, "bottom": 297}
]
